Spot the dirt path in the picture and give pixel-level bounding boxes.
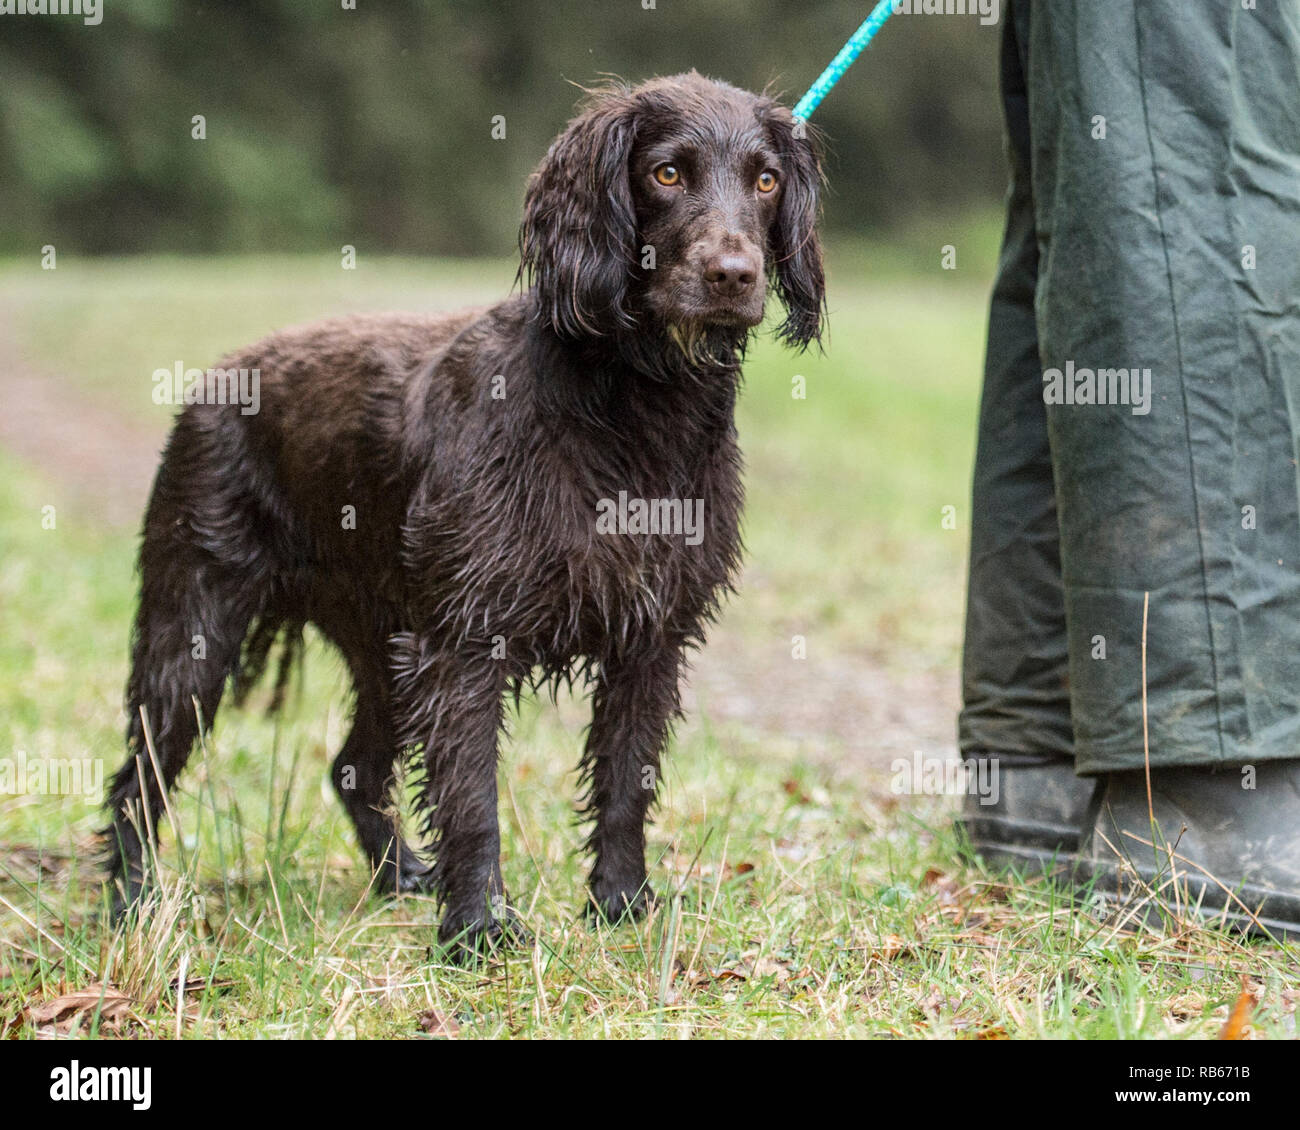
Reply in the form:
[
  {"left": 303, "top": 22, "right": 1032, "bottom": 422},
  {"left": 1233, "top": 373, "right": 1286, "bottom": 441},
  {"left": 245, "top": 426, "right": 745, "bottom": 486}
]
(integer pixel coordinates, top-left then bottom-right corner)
[
  {"left": 0, "top": 339, "right": 164, "bottom": 530},
  {"left": 0, "top": 320, "right": 959, "bottom": 774}
]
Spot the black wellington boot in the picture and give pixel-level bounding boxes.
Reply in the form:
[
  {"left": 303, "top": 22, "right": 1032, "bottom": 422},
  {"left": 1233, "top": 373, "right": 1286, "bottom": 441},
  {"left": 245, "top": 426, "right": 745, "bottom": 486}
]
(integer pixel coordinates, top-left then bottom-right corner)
[
  {"left": 1079, "top": 761, "right": 1300, "bottom": 940},
  {"left": 956, "top": 753, "right": 1099, "bottom": 876}
]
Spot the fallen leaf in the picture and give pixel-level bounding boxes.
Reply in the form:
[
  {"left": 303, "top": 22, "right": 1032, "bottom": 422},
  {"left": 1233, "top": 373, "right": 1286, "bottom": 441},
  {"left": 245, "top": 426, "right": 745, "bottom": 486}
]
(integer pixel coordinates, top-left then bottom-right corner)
[
  {"left": 916, "top": 987, "right": 946, "bottom": 1020},
  {"left": 921, "top": 869, "right": 964, "bottom": 907},
  {"left": 749, "top": 956, "right": 790, "bottom": 985},
  {"left": 1, "top": 845, "right": 71, "bottom": 882},
  {"left": 691, "top": 954, "right": 794, "bottom": 988},
  {"left": 1165, "top": 991, "right": 1208, "bottom": 1021},
  {"left": 667, "top": 858, "right": 752, "bottom": 881},
  {"left": 873, "top": 934, "right": 908, "bottom": 962},
  {"left": 418, "top": 1009, "right": 460, "bottom": 1037},
  {"left": 1219, "top": 984, "right": 1255, "bottom": 1041},
  {"left": 781, "top": 780, "right": 810, "bottom": 804},
  {"left": 23, "top": 983, "right": 140, "bottom": 1034},
  {"left": 168, "top": 975, "right": 236, "bottom": 994}
]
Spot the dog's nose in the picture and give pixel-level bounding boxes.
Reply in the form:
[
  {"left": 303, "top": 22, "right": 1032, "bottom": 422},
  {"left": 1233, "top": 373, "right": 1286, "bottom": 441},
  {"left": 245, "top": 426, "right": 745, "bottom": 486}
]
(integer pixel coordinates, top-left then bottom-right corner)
[{"left": 703, "top": 253, "right": 759, "bottom": 298}]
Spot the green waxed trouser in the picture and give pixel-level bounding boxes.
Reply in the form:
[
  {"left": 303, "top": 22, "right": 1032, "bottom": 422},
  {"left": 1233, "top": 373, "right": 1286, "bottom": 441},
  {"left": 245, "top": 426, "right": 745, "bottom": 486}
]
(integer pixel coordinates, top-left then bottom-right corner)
[{"left": 959, "top": 0, "right": 1300, "bottom": 775}]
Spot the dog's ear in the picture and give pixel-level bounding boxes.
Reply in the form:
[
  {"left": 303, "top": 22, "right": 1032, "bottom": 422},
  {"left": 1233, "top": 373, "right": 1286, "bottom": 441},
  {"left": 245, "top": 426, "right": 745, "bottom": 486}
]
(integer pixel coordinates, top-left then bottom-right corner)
[
  {"left": 520, "top": 88, "right": 639, "bottom": 339},
  {"left": 762, "top": 103, "right": 826, "bottom": 350}
]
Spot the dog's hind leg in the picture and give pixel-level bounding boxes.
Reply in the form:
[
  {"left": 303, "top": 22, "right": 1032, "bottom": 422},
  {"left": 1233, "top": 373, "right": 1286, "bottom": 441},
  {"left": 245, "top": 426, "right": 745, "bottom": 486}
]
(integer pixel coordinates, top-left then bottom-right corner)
[
  {"left": 108, "top": 568, "right": 260, "bottom": 914},
  {"left": 106, "top": 451, "right": 265, "bottom": 915},
  {"left": 330, "top": 677, "right": 433, "bottom": 896}
]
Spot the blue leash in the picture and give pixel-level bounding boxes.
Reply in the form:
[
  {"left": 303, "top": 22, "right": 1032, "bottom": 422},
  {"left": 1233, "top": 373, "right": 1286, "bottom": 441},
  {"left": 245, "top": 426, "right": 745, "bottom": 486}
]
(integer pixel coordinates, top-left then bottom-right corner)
[{"left": 792, "top": 0, "right": 896, "bottom": 122}]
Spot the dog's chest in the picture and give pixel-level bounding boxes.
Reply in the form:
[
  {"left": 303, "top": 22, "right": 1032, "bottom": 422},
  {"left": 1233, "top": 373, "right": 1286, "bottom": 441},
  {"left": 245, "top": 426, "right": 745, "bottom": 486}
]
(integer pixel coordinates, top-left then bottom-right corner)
[
  {"left": 527, "top": 513, "right": 731, "bottom": 665},
  {"left": 426, "top": 454, "right": 739, "bottom": 659}
]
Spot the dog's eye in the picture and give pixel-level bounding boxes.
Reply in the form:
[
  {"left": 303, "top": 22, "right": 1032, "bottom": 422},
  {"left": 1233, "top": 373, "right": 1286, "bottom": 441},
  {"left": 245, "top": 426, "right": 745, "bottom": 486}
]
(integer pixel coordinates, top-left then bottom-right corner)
[
  {"left": 756, "top": 170, "right": 779, "bottom": 194},
  {"left": 653, "top": 163, "right": 682, "bottom": 187}
]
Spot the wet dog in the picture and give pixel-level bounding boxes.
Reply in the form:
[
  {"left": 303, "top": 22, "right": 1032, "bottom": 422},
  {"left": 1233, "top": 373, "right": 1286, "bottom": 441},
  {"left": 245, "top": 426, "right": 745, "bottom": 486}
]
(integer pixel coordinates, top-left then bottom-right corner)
[{"left": 107, "top": 72, "right": 825, "bottom": 956}]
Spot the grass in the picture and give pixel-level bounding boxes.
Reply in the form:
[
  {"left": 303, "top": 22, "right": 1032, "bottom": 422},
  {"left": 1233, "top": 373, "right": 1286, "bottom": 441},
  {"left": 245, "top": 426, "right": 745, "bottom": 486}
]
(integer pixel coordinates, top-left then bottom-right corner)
[{"left": 1, "top": 246, "right": 1297, "bottom": 1039}]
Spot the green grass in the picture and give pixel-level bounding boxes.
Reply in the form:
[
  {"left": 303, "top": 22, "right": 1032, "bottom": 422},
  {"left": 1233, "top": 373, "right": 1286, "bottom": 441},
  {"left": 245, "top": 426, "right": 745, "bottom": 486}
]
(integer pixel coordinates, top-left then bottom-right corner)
[{"left": 2, "top": 251, "right": 1297, "bottom": 1039}]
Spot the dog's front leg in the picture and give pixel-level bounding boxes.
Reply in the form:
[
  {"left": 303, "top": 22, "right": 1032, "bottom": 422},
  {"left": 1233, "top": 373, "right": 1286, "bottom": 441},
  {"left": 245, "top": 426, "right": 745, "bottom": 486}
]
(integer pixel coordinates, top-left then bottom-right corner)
[
  {"left": 393, "top": 637, "right": 525, "bottom": 960},
  {"left": 582, "top": 646, "right": 683, "bottom": 922}
]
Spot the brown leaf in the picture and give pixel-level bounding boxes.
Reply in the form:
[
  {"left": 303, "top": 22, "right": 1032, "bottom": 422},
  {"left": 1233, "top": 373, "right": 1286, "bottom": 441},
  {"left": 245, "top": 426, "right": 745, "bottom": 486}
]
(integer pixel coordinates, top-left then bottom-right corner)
[
  {"left": 689, "top": 950, "right": 798, "bottom": 990},
  {"left": 873, "top": 934, "right": 909, "bottom": 962},
  {"left": 667, "top": 857, "right": 751, "bottom": 881},
  {"left": 781, "top": 780, "right": 810, "bottom": 804},
  {"left": 24, "top": 982, "right": 139, "bottom": 1033},
  {"left": 417, "top": 1009, "right": 460, "bottom": 1038},
  {"left": 2, "top": 845, "right": 71, "bottom": 882},
  {"left": 919, "top": 871, "right": 973, "bottom": 927},
  {"left": 749, "top": 956, "right": 791, "bottom": 985},
  {"left": 1219, "top": 985, "right": 1255, "bottom": 1041},
  {"left": 1165, "top": 990, "right": 1208, "bottom": 1022},
  {"left": 917, "top": 987, "right": 947, "bottom": 1018},
  {"left": 168, "top": 975, "right": 236, "bottom": 994}
]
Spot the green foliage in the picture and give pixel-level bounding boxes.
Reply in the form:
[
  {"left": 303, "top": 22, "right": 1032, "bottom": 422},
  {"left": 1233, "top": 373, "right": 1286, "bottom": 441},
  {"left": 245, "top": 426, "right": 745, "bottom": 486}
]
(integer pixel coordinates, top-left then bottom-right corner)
[{"left": 0, "top": 0, "right": 1005, "bottom": 255}]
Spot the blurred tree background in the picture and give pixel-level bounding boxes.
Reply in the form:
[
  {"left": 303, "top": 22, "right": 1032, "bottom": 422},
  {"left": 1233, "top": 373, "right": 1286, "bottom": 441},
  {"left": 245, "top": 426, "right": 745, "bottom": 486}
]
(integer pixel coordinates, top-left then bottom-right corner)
[{"left": 0, "top": 0, "right": 1005, "bottom": 256}]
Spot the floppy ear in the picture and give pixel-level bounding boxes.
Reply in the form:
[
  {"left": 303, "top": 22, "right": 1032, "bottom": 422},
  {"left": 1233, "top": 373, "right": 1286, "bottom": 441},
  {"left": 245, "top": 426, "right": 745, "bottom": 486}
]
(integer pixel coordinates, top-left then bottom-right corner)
[
  {"left": 520, "top": 89, "right": 639, "bottom": 339},
  {"left": 763, "top": 104, "right": 826, "bottom": 349}
]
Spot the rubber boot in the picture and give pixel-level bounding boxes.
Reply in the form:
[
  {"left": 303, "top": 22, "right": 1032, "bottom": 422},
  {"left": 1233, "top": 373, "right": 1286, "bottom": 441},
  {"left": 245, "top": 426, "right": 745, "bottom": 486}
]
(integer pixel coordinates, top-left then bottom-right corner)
[
  {"left": 1080, "top": 761, "right": 1300, "bottom": 940},
  {"left": 956, "top": 753, "right": 1098, "bottom": 875}
]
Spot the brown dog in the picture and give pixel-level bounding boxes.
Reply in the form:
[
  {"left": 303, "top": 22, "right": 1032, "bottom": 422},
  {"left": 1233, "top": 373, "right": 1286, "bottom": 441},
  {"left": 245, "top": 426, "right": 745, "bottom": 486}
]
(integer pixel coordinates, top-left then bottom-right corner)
[{"left": 107, "top": 73, "right": 825, "bottom": 957}]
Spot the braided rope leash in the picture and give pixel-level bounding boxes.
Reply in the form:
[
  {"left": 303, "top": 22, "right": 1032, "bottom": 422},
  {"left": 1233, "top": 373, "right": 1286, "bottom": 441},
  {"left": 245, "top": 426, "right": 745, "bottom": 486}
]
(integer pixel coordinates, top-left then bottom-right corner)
[{"left": 792, "top": 0, "right": 897, "bottom": 122}]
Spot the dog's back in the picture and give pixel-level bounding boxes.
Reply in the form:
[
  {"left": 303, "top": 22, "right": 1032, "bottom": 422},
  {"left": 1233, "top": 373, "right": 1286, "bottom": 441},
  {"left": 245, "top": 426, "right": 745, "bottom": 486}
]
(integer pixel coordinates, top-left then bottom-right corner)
[{"left": 215, "top": 308, "right": 478, "bottom": 557}]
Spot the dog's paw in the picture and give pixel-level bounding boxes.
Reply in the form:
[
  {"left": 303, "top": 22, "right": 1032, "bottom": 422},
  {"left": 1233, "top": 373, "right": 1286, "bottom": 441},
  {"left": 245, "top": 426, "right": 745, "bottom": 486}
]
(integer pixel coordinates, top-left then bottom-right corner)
[
  {"left": 105, "top": 871, "right": 147, "bottom": 925},
  {"left": 587, "top": 882, "right": 656, "bottom": 926},
  {"left": 437, "top": 905, "right": 532, "bottom": 965},
  {"left": 374, "top": 853, "right": 436, "bottom": 898}
]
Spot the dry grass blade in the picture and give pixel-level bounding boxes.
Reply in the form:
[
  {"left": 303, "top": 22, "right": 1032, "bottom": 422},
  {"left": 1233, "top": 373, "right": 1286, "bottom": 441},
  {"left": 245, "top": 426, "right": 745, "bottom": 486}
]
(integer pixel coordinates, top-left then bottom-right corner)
[
  {"left": 1118, "top": 829, "right": 1271, "bottom": 937},
  {"left": 1141, "top": 591, "right": 1153, "bottom": 825}
]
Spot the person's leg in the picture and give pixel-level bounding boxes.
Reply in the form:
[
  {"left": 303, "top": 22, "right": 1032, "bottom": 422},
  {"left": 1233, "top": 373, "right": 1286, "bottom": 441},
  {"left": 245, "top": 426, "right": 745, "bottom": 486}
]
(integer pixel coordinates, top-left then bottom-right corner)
[
  {"left": 957, "top": 0, "right": 1095, "bottom": 871},
  {"left": 1026, "top": 0, "right": 1300, "bottom": 932}
]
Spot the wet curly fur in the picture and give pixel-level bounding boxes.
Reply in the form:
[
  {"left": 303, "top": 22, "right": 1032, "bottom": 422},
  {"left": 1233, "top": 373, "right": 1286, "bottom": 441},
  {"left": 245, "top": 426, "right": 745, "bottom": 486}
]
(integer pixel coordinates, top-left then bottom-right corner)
[{"left": 106, "top": 72, "right": 825, "bottom": 957}]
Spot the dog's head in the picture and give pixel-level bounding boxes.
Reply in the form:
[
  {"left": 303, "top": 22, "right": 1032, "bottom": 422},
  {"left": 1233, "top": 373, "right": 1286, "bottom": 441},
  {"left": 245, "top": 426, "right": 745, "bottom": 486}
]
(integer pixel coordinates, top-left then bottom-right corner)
[{"left": 521, "top": 72, "right": 825, "bottom": 352}]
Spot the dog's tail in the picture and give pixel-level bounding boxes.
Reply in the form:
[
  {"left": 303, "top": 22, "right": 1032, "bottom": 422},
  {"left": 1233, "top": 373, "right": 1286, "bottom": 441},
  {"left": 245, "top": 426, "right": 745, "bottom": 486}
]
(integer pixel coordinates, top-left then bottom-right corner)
[{"left": 232, "top": 612, "right": 306, "bottom": 714}]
